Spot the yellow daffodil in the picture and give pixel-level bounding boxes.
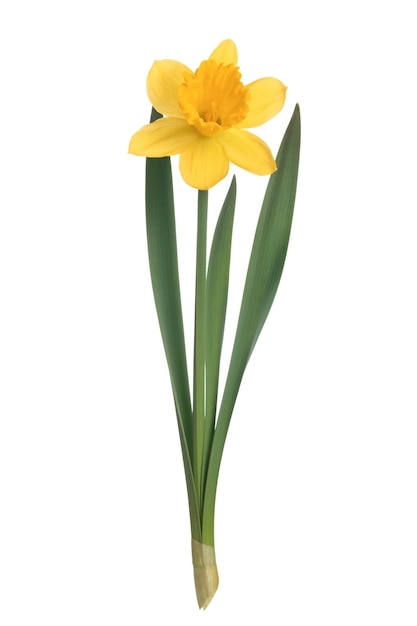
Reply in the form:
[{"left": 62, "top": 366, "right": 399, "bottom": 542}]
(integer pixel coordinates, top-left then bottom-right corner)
[{"left": 129, "top": 39, "right": 287, "bottom": 189}]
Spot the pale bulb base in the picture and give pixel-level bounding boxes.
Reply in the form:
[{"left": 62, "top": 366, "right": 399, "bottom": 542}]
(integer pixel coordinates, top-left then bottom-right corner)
[{"left": 191, "top": 539, "right": 219, "bottom": 609}]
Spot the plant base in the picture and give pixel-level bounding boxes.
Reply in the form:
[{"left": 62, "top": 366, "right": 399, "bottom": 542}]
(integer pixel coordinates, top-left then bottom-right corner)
[{"left": 192, "top": 539, "right": 219, "bottom": 609}]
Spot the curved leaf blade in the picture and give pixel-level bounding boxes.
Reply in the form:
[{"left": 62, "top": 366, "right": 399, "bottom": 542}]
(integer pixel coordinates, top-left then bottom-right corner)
[
  {"left": 202, "top": 176, "right": 236, "bottom": 493},
  {"left": 145, "top": 109, "right": 200, "bottom": 535},
  {"left": 145, "top": 108, "right": 193, "bottom": 451},
  {"left": 202, "top": 104, "right": 301, "bottom": 544}
]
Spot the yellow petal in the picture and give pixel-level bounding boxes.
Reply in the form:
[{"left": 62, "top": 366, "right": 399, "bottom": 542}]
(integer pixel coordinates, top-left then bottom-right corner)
[
  {"left": 179, "top": 138, "right": 229, "bottom": 189},
  {"left": 236, "top": 78, "right": 287, "bottom": 128},
  {"left": 208, "top": 39, "right": 238, "bottom": 66},
  {"left": 146, "top": 59, "right": 192, "bottom": 117},
  {"left": 218, "top": 128, "right": 276, "bottom": 175},
  {"left": 129, "top": 117, "right": 196, "bottom": 157}
]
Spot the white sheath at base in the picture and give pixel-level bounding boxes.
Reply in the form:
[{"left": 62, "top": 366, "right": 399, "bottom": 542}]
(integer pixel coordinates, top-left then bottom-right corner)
[{"left": 191, "top": 539, "right": 219, "bottom": 609}]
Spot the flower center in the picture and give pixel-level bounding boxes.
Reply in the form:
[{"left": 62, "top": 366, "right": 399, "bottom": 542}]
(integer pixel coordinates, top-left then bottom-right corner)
[{"left": 178, "top": 60, "right": 250, "bottom": 137}]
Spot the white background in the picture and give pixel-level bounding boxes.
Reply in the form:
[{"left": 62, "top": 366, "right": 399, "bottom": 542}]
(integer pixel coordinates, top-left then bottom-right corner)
[{"left": 1, "top": 0, "right": 416, "bottom": 624}]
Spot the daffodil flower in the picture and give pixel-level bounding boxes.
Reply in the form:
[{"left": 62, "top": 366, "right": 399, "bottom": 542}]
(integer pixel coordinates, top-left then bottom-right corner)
[
  {"left": 129, "top": 39, "right": 287, "bottom": 189},
  {"left": 129, "top": 38, "right": 301, "bottom": 609}
]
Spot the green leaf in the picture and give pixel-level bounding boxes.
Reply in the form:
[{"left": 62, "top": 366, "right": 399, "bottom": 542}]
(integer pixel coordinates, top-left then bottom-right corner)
[
  {"left": 145, "top": 108, "right": 200, "bottom": 538},
  {"left": 202, "top": 176, "right": 236, "bottom": 494},
  {"left": 202, "top": 104, "right": 301, "bottom": 545}
]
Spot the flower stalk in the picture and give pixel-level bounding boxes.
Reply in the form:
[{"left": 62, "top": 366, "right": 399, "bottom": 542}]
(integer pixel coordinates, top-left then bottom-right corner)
[{"left": 193, "top": 190, "right": 208, "bottom": 508}]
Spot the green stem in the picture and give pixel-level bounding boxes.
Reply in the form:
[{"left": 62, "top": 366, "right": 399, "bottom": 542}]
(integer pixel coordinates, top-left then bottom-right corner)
[
  {"left": 201, "top": 372, "right": 240, "bottom": 545},
  {"left": 193, "top": 190, "right": 208, "bottom": 512}
]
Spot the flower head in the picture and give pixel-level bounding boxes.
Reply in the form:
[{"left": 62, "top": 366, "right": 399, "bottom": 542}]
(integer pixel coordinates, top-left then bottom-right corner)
[{"left": 129, "top": 40, "right": 287, "bottom": 190}]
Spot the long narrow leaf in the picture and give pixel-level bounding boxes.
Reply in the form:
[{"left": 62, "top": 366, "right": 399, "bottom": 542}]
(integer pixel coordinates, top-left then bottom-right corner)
[
  {"left": 175, "top": 406, "right": 202, "bottom": 540},
  {"left": 202, "top": 176, "right": 236, "bottom": 493},
  {"left": 145, "top": 108, "right": 200, "bottom": 535},
  {"left": 202, "top": 104, "right": 301, "bottom": 544}
]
